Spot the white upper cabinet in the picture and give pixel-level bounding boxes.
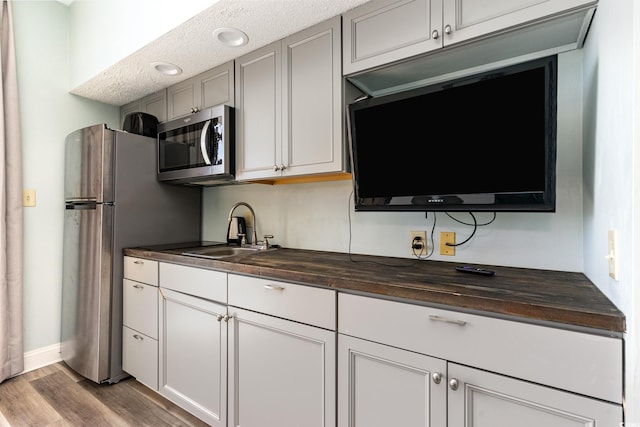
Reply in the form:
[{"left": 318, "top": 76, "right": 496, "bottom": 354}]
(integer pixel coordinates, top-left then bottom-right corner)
[
  {"left": 343, "top": 0, "right": 598, "bottom": 76},
  {"left": 235, "top": 16, "right": 346, "bottom": 181},
  {"left": 234, "top": 42, "right": 282, "bottom": 180},
  {"left": 343, "top": 0, "right": 442, "bottom": 75},
  {"left": 167, "top": 60, "right": 235, "bottom": 120}
]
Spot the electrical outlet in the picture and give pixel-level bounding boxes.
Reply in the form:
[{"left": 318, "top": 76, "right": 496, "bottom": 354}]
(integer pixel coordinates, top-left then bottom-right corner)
[
  {"left": 410, "top": 231, "right": 427, "bottom": 256},
  {"left": 440, "top": 232, "right": 455, "bottom": 256},
  {"left": 23, "top": 189, "right": 36, "bottom": 207}
]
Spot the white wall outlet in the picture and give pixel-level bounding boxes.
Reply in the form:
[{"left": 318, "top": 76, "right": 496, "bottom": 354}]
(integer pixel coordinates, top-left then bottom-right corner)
[
  {"left": 410, "top": 231, "right": 427, "bottom": 256},
  {"left": 607, "top": 229, "right": 619, "bottom": 280}
]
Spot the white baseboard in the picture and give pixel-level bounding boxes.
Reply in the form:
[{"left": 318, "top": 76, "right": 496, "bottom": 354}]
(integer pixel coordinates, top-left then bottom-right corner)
[{"left": 22, "top": 343, "right": 62, "bottom": 374}]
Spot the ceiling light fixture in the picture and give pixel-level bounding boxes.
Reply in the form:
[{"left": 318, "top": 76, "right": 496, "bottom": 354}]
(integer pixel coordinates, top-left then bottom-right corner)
[
  {"left": 151, "top": 62, "right": 183, "bottom": 76},
  {"left": 213, "top": 27, "right": 249, "bottom": 47}
]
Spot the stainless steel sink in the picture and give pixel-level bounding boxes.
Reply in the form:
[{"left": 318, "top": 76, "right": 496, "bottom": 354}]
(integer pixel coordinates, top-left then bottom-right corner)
[{"left": 181, "top": 245, "right": 270, "bottom": 259}]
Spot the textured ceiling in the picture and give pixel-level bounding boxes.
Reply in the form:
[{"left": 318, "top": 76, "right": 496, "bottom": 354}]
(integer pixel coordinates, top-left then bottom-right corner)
[{"left": 69, "top": 0, "right": 371, "bottom": 107}]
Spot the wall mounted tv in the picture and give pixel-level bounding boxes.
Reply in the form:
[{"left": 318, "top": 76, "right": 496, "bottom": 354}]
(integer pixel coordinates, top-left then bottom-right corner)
[{"left": 347, "top": 55, "right": 557, "bottom": 212}]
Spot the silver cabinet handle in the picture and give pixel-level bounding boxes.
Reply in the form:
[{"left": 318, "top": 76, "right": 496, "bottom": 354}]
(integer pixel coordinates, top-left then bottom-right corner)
[
  {"left": 263, "top": 284, "right": 285, "bottom": 291},
  {"left": 432, "top": 29, "right": 439, "bottom": 39},
  {"left": 429, "top": 315, "right": 467, "bottom": 326},
  {"left": 133, "top": 260, "right": 143, "bottom": 265},
  {"left": 444, "top": 24, "right": 452, "bottom": 34},
  {"left": 217, "top": 314, "right": 231, "bottom": 322},
  {"left": 223, "top": 314, "right": 231, "bottom": 322},
  {"left": 133, "top": 334, "right": 144, "bottom": 341},
  {"left": 449, "top": 378, "right": 459, "bottom": 391},
  {"left": 217, "top": 314, "right": 223, "bottom": 322},
  {"left": 432, "top": 372, "right": 442, "bottom": 384},
  {"left": 133, "top": 284, "right": 144, "bottom": 290}
]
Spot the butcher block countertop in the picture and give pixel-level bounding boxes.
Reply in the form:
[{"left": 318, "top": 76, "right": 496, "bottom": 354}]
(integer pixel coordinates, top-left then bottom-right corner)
[{"left": 124, "top": 245, "right": 625, "bottom": 335}]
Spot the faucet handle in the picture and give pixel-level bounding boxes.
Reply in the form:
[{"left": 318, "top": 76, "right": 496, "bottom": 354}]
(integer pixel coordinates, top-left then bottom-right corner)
[
  {"left": 263, "top": 235, "right": 274, "bottom": 248},
  {"left": 238, "top": 233, "right": 246, "bottom": 246}
]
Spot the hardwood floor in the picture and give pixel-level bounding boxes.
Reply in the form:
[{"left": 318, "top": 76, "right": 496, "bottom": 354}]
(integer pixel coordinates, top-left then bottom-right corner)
[{"left": 0, "top": 362, "right": 210, "bottom": 426}]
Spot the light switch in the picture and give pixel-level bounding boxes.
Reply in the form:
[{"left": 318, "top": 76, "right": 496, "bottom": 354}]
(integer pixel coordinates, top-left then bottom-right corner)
[
  {"left": 606, "top": 229, "right": 618, "bottom": 280},
  {"left": 23, "top": 189, "right": 36, "bottom": 207}
]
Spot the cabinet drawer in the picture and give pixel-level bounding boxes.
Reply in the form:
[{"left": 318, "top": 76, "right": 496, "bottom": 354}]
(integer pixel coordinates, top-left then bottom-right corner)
[
  {"left": 338, "top": 293, "right": 622, "bottom": 404},
  {"left": 124, "top": 256, "right": 158, "bottom": 285},
  {"left": 123, "top": 279, "right": 158, "bottom": 339},
  {"left": 228, "top": 274, "right": 336, "bottom": 330},
  {"left": 122, "top": 326, "right": 158, "bottom": 390},
  {"left": 159, "top": 263, "right": 227, "bottom": 303}
]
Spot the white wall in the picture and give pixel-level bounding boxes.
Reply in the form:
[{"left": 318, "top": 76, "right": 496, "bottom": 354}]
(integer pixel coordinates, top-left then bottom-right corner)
[
  {"left": 67, "top": 0, "right": 215, "bottom": 90},
  {"left": 202, "top": 52, "right": 585, "bottom": 272},
  {"left": 12, "top": 1, "right": 119, "bottom": 353},
  {"left": 581, "top": 0, "right": 639, "bottom": 423}
]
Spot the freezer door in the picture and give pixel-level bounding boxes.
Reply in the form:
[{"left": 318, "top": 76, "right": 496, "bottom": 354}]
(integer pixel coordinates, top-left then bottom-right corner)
[
  {"left": 61, "top": 201, "right": 114, "bottom": 383},
  {"left": 64, "top": 124, "right": 115, "bottom": 202}
]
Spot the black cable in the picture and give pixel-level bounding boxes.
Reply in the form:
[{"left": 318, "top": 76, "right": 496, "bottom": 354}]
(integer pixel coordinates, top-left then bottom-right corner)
[
  {"left": 446, "top": 211, "right": 496, "bottom": 227},
  {"left": 445, "top": 212, "right": 477, "bottom": 247}
]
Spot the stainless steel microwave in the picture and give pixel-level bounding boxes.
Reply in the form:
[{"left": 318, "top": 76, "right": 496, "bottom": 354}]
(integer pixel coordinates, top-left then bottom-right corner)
[{"left": 157, "top": 104, "right": 235, "bottom": 185}]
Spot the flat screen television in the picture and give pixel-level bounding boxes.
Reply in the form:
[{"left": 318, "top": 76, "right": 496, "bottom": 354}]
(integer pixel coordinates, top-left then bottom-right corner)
[{"left": 347, "top": 55, "right": 557, "bottom": 212}]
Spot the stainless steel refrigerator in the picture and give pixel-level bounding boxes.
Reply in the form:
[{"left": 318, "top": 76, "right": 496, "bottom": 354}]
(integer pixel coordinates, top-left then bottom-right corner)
[{"left": 61, "top": 124, "right": 201, "bottom": 383}]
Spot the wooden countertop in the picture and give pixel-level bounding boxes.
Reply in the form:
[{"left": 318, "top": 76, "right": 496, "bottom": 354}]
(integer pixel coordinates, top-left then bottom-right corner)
[{"left": 124, "top": 245, "right": 626, "bottom": 334}]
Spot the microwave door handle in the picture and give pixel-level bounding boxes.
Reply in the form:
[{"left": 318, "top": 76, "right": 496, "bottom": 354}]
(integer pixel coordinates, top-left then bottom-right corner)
[{"left": 200, "top": 120, "right": 212, "bottom": 165}]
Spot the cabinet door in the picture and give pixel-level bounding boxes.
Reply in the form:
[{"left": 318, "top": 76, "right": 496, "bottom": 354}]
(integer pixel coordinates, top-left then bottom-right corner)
[
  {"left": 159, "top": 288, "right": 227, "bottom": 427},
  {"left": 442, "top": 0, "right": 597, "bottom": 46},
  {"left": 338, "top": 334, "right": 446, "bottom": 427},
  {"left": 282, "top": 16, "right": 344, "bottom": 177},
  {"left": 122, "top": 326, "right": 158, "bottom": 390},
  {"left": 235, "top": 42, "right": 282, "bottom": 180},
  {"left": 448, "top": 363, "right": 622, "bottom": 427},
  {"left": 167, "top": 61, "right": 235, "bottom": 120},
  {"left": 342, "top": 0, "right": 442, "bottom": 75},
  {"left": 228, "top": 306, "right": 336, "bottom": 427}
]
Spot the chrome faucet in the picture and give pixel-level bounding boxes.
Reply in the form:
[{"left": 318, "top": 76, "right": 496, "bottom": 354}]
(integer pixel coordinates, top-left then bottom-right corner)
[{"left": 228, "top": 202, "right": 258, "bottom": 245}]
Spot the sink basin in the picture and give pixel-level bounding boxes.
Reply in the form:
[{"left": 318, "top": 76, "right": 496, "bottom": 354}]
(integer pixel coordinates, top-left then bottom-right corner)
[{"left": 181, "top": 245, "right": 268, "bottom": 259}]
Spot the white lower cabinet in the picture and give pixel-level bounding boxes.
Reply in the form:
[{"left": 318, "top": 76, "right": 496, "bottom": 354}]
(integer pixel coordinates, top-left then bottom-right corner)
[
  {"left": 158, "top": 263, "right": 228, "bottom": 427},
  {"left": 447, "top": 363, "right": 622, "bottom": 427},
  {"left": 338, "top": 334, "right": 447, "bottom": 426},
  {"left": 338, "top": 293, "right": 623, "bottom": 427},
  {"left": 228, "top": 307, "right": 336, "bottom": 427},
  {"left": 228, "top": 274, "right": 337, "bottom": 427},
  {"left": 122, "top": 257, "right": 159, "bottom": 390}
]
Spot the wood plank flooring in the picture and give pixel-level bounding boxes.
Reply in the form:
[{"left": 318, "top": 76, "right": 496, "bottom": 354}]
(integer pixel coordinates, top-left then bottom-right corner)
[{"left": 0, "top": 362, "right": 210, "bottom": 426}]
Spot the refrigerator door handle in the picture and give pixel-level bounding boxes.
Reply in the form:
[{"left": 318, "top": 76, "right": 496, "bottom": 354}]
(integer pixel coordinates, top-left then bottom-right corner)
[{"left": 65, "top": 201, "right": 99, "bottom": 210}]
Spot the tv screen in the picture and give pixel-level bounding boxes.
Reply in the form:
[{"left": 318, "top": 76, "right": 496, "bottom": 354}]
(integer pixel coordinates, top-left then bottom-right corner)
[{"left": 347, "top": 55, "right": 557, "bottom": 212}]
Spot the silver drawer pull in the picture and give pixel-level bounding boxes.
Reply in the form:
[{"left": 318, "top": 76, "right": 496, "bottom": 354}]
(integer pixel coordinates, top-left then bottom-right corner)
[
  {"left": 133, "top": 284, "right": 144, "bottom": 289},
  {"left": 133, "top": 334, "right": 144, "bottom": 341},
  {"left": 133, "top": 260, "right": 144, "bottom": 265},
  {"left": 429, "top": 315, "right": 467, "bottom": 326},
  {"left": 263, "top": 284, "right": 285, "bottom": 291}
]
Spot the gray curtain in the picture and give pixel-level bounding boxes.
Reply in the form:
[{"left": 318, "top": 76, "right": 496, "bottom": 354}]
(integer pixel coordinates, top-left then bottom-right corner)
[{"left": 0, "top": 0, "right": 24, "bottom": 382}]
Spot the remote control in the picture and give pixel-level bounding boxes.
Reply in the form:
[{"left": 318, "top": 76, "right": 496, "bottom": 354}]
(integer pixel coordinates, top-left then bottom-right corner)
[{"left": 455, "top": 265, "right": 496, "bottom": 276}]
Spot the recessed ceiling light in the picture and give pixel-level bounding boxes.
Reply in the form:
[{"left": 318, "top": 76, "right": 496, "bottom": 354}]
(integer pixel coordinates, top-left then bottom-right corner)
[
  {"left": 151, "top": 62, "right": 182, "bottom": 76},
  {"left": 213, "top": 27, "right": 249, "bottom": 47}
]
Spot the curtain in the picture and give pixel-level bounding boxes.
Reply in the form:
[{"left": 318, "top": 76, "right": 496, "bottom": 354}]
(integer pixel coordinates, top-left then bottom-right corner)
[{"left": 0, "top": 0, "right": 24, "bottom": 382}]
